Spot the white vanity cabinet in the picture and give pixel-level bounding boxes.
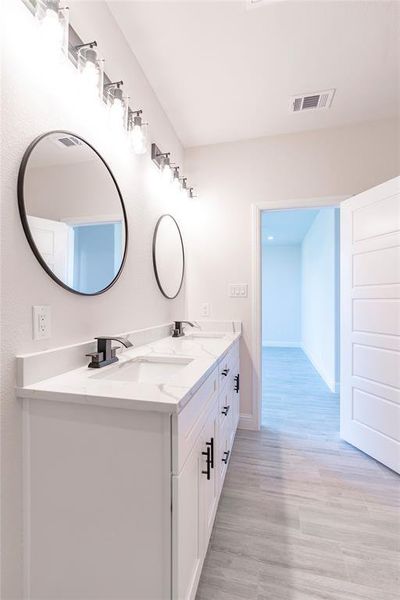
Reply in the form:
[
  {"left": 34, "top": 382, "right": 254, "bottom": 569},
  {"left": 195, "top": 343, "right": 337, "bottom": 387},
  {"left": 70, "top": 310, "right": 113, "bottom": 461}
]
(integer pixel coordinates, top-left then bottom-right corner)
[
  {"left": 172, "top": 340, "right": 239, "bottom": 600},
  {"left": 21, "top": 337, "right": 240, "bottom": 600}
]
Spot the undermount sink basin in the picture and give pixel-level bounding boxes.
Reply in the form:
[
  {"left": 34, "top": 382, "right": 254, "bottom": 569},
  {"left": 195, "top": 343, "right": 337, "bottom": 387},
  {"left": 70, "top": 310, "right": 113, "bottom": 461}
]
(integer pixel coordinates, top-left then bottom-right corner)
[
  {"left": 91, "top": 355, "right": 193, "bottom": 384},
  {"left": 184, "top": 332, "right": 226, "bottom": 340}
]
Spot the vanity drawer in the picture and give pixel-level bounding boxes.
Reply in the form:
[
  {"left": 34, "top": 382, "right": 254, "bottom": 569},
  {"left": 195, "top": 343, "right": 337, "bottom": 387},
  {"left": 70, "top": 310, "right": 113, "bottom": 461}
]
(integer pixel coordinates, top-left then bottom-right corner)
[
  {"left": 218, "top": 377, "right": 234, "bottom": 426},
  {"left": 218, "top": 341, "right": 239, "bottom": 392},
  {"left": 218, "top": 413, "right": 233, "bottom": 487},
  {"left": 172, "top": 366, "right": 218, "bottom": 475}
]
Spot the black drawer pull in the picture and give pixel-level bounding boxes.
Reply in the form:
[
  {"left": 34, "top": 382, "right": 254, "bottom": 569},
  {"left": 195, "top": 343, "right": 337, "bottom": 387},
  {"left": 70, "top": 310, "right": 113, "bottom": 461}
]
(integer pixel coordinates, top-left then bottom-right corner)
[
  {"left": 202, "top": 446, "right": 211, "bottom": 480},
  {"left": 221, "top": 368, "right": 230, "bottom": 377},
  {"left": 234, "top": 373, "right": 240, "bottom": 393},
  {"left": 222, "top": 450, "right": 231, "bottom": 464},
  {"left": 221, "top": 405, "right": 230, "bottom": 416},
  {"left": 206, "top": 437, "right": 214, "bottom": 469}
]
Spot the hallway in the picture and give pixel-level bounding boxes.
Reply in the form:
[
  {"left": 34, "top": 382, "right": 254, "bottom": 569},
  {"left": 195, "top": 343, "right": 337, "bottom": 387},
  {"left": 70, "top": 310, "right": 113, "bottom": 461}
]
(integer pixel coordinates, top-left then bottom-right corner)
[{"left": 196, "top": 348, "right": 400, "bottom": 600}]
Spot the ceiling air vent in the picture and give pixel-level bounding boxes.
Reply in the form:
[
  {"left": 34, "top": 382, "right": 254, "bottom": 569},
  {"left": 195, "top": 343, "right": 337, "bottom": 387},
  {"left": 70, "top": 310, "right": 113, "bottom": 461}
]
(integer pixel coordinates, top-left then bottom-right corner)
[
  {"left": 290, "top": 89, "right": 335, "bottom": 113},
  {"left": 52, "top": 135, "right": 83, "bottom": 149}
]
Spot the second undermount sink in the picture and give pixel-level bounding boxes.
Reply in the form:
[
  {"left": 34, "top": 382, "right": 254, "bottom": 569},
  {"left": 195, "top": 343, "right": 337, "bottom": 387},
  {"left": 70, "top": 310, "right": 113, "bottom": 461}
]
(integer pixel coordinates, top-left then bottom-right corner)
[
  {"left": 91, "top": 355, "right": 193, "bottom": 385},
  {"left": 184, "top": 332, "right": 226, "bottom": 340}
]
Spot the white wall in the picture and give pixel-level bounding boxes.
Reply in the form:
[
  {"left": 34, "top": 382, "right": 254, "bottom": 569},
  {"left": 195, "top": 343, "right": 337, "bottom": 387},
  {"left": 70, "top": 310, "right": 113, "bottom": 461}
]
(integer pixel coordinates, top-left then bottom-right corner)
[
  {"left": 301, "top": 208, "right": 339, "bottom": 392},
  {"left": 262, "top": 245, "right": 301, "bottom": 346},
  {"left": 1, "top": 2, "right": 187, "bottom": 597},
  {"left": 185, "top": 118, "right": 400, "bottom": 427}
]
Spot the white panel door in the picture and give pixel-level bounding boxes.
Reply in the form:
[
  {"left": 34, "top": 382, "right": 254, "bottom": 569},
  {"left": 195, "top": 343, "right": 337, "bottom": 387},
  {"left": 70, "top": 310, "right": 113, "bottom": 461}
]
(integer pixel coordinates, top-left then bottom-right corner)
[
  {"left": 341, "top": 176, "right": 400, "bottom": 473},
  {"left": 27, "top": 215, "right": 71, "bottom": 284}
]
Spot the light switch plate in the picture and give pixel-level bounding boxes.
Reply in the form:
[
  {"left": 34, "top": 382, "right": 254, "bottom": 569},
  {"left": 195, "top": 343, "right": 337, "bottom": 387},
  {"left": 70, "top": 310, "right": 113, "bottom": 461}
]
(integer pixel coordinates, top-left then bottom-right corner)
[
  {"left": 33, "top": 305, "right": 51, "bottom": 340},
  {"left": 229, "top": 284, "right": 248, "bottom": 298}
]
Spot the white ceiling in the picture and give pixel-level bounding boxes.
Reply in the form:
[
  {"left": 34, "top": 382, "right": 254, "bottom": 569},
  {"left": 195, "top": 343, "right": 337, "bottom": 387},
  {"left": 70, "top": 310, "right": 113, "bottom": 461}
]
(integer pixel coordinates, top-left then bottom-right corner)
[
  {"left": 108, "top": 0, "right": 400, "bottom": 148},
  {"left": 261, "top": 208, "right": 320, "bottom": 245}
]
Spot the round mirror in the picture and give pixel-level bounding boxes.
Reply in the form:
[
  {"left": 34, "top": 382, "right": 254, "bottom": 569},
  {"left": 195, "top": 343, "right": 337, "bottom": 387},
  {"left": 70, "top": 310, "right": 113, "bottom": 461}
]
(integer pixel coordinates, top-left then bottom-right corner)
[
  {"left": 152, "top": 215, "right": 185, "bottom": 299},
  {"left": 18, "top": 131, "right": 128, "bottom": 295}
]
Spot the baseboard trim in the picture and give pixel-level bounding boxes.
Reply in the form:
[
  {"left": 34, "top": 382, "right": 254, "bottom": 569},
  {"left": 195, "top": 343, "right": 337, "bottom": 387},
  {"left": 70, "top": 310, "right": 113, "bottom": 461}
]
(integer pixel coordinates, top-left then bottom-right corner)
[
  {"left": 302, "top": 344, "right": 336, "bottom": 393},
  {"left": 238, "top": 413, "right": 258, "bottom": 431},
  {"left": 262, "top": 341, "right": 302, "bottom": 348}
]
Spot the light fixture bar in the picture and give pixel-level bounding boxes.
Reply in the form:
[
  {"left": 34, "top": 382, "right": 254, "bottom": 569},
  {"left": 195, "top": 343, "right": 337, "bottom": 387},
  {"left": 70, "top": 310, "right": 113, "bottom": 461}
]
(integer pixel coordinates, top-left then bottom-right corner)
[{"left": 151, "top": 143, "right": 170, "bottom": 169}]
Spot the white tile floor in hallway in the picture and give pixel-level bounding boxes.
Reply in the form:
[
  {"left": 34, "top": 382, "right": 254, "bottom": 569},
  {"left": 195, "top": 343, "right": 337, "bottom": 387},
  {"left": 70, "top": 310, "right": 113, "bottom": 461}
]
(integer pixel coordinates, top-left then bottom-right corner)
[{"left": 196, "top": 347, "right": 400, "bottom": 600}]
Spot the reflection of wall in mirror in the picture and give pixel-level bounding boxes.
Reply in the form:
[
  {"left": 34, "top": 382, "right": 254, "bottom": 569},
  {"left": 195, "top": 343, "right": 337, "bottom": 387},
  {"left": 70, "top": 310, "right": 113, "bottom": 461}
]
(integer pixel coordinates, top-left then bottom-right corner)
[
  {"left": 25, "top": 156, "right": 125, "bottom": 292},
  {"left": 72, "top": 222, "right": 123, "bottom": 294},
  {"left": 25, "top": 158, "right": 123, "bottom": 222}
]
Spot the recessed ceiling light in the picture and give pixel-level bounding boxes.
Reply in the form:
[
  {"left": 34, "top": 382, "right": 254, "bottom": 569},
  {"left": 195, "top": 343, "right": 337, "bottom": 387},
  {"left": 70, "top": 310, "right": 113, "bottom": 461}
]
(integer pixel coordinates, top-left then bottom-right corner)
[{"left": 267, "top": 235, "right": 274, "bottom": 241}]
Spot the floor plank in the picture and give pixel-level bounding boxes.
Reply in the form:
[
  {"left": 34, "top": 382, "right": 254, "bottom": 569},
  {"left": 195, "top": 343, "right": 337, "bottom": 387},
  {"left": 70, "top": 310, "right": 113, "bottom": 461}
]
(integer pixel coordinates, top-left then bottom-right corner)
[{"left": 196, "top": 347, "right": 400, "bottom": 600}]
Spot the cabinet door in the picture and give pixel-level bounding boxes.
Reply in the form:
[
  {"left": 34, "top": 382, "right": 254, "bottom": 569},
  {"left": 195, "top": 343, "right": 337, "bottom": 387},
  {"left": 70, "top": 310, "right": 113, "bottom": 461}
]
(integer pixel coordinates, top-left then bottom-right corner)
[
  {"left": 201, "top": 403, "right": 219, "bottom": 546},
  {"left": 232, "top": 364, "right": 240, "bottom": 433},
  {"left": 172, "top": 435, "right": 204, "bottom": 600}
]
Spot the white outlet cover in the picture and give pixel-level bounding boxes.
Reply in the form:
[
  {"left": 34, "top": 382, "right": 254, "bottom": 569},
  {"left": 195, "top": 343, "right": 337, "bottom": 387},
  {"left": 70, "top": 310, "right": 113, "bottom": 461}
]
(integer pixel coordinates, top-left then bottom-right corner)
[
  {"left": 33, "top": 305, "right": 51, "bottom": 340},
  {"left": 200, "top": 303, "right": 210, "bottom": 317}
]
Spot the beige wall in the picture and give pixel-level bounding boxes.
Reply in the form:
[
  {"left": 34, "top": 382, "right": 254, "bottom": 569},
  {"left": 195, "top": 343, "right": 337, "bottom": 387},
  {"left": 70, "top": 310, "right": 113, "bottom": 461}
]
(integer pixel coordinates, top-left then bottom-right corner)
[
  {"left": 185, "top": 118, "right": 400, "bottom": 426},
  {"left": 1, "top": 2, "right": 187, "bottom": 596}
]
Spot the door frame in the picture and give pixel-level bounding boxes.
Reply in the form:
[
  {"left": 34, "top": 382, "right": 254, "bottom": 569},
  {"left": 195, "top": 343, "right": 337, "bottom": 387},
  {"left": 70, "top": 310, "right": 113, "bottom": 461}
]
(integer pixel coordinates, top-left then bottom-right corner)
[{"left": 250, "top": 196, "right": 348, "bottom": 431}]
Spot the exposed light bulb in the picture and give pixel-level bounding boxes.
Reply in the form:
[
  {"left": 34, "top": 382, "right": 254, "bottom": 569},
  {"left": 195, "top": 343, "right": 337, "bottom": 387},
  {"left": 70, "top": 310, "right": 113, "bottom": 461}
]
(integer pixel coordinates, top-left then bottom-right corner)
[
  {"left": 81, "top": 61, "right": 98, "bottom": 92},
  {"left": 161, "top": 162, "right": 173, "bottom": 185},
  {"left": 41, "top": 8, "right": 63, "bottom": 48},
  {"left": 110, "top": 97, "right": 124, "bottom": 123},
  {"left": 172, "top": 177, "right": 181, "bottom": 193},
  {"left": 267, "top": 235, "right": 274, "bottom": 241},
  {"left": 129, "top": 124, "right": 147, "bottom": 154}
]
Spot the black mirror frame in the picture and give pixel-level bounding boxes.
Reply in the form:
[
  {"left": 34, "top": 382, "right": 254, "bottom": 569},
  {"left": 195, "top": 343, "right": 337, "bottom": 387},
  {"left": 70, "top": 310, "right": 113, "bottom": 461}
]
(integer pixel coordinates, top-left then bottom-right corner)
[
  {"left": 17, "top": 130, "right": 129, "bottom": 296},
  {"left": 152, "top": 214, "right": 185, "bottom": 300}
]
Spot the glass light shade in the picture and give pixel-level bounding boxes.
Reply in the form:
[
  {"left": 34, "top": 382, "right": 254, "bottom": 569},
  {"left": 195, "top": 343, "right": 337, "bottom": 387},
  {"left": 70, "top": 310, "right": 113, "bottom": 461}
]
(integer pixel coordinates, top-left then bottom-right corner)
[
  {"left": 160, "top": 160, "right": 173, "bottom": 185},
  {"left": 35, "top": 0, "right": 69, "bottom": 56},
  {"left": 128, "top": 120, "right": 148, "bottom": 155},
  {"left": 172, "top": 171, "right": 181, "bottom": 194},
  {"left": 77, "top": 46, "right": 104, "bottom": 99},
  {"left": 106, "top": 86, "right": 128, "bottom": 130},
  {"left": 180, "top": 179, "right": 190, "bottom": 200}
]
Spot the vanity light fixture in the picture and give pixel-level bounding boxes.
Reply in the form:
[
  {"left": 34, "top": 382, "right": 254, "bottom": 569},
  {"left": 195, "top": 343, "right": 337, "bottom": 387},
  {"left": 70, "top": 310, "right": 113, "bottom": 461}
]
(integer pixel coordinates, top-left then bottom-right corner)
[
  {"left": 172, "top": 167, "right": 181, "bottom": 193},
  {"left": 180, "top": 177, "right": 190, "bottom": 199},
  {"left": 151, "top": 143, "right": 173, "bottom": 184},
  {"left": 105, "top": 81, "right": 128, "bottom": 129},
  {"left": 76, "top": 41, "right": 104, "bottom": 99},
  {"left": 128, "top": 109, "right": 148, "bottom": 155},
  {"left": 35, "top": 0, "right": 69, "bottom": 55}
]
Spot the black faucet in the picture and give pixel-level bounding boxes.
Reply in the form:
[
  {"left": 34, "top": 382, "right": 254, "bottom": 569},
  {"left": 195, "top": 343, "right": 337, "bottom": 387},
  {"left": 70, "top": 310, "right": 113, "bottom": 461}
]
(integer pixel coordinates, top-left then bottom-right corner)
[
  {"left": 172, "top": 321, "right": 197, "bottom": 338},
  {"left": 86, "top": 336, "right": 133, "bottom": 368}
]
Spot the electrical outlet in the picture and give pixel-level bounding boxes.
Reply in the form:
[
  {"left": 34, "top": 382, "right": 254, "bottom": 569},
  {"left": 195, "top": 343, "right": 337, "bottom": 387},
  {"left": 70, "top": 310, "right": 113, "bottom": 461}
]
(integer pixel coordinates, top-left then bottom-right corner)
[
  {"left": 33, "top": 305, "right": 51, "bottom": 340},
  {"left": 200, "top": 303, "right": 210, "bottom": 317},
  {"left": 229, "top": 284, "right": 248, "bottom": 298}
]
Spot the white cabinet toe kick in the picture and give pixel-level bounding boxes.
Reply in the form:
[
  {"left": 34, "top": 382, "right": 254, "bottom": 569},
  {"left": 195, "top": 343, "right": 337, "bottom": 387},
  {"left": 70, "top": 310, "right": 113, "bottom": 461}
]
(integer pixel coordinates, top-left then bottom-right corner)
[{"left": 21, "top": 338, "right": 240, "bottom": 600}]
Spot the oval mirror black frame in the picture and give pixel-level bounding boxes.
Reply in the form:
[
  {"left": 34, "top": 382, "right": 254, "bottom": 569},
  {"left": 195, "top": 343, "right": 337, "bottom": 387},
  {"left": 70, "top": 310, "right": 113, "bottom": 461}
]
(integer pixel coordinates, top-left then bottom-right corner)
[
  {"left": 152, "top": 214, "right": 185, "bottom": 300},
  {"left": 17, "top": 130, "right": 129, "bottom": 296}
]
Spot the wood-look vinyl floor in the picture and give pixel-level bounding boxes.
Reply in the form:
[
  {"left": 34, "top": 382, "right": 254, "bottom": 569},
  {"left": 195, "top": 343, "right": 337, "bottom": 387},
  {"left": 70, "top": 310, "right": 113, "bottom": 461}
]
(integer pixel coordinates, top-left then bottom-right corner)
[{"left": 196, "top": 347, "right": 400, "bottom": 600}]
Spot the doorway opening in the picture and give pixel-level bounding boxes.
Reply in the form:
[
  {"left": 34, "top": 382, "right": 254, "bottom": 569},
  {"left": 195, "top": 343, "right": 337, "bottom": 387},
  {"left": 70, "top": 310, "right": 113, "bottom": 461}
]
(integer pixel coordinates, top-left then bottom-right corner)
[{"left": 261, "top": 207, "right": 340, "bottom": 431}]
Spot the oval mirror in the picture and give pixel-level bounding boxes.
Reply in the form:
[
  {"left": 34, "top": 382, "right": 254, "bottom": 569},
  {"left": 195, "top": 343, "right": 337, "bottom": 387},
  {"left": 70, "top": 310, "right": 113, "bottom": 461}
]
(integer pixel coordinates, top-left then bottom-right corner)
[
  {"left": 153, "top": 214, "right": 185, "bottom": 299},
  {"left": 18, "top": 131, "right": 128, "bottom": 295}
]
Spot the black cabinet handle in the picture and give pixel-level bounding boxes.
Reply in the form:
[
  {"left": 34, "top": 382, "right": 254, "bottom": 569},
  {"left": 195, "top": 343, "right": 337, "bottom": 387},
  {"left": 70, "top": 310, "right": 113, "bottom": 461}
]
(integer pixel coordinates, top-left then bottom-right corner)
[
  {"left": 221, "top": 368, "right": 230, "bottom": 377},
  {"left": 234, "top": 373, "right": 240, "bottom": 393},
  {"left": 206, "top": 437, "right": 214, "bottom": 469},
  {"left": 202, "top": 446, "right": 211, "bottom": 480},
  {"left": 221, "top": 405, "right": 230, "bottom": 416},
  {"left": 222, "top": 450, "right": 231, "bottom": 464}
]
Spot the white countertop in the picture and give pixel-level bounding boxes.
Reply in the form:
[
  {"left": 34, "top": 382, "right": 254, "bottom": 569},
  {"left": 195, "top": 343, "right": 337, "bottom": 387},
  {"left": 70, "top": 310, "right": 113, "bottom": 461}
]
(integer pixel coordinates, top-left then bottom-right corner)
[{"left": 17, "top": 331, "right": 240, "bottom": 414}]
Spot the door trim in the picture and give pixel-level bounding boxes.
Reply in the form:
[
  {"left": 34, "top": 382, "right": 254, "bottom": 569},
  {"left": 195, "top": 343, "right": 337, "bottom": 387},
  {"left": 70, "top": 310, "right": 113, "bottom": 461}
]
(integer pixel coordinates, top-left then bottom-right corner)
[{"left": 250, "top": 196, "right": 348, "bottom": 431}]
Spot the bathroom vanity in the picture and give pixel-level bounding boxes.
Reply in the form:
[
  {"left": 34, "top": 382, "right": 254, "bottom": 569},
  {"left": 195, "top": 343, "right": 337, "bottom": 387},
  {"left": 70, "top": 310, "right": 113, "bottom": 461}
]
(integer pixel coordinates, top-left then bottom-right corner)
[{"left": 17, "top": 322, "right": 240, "bottom": 600}]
